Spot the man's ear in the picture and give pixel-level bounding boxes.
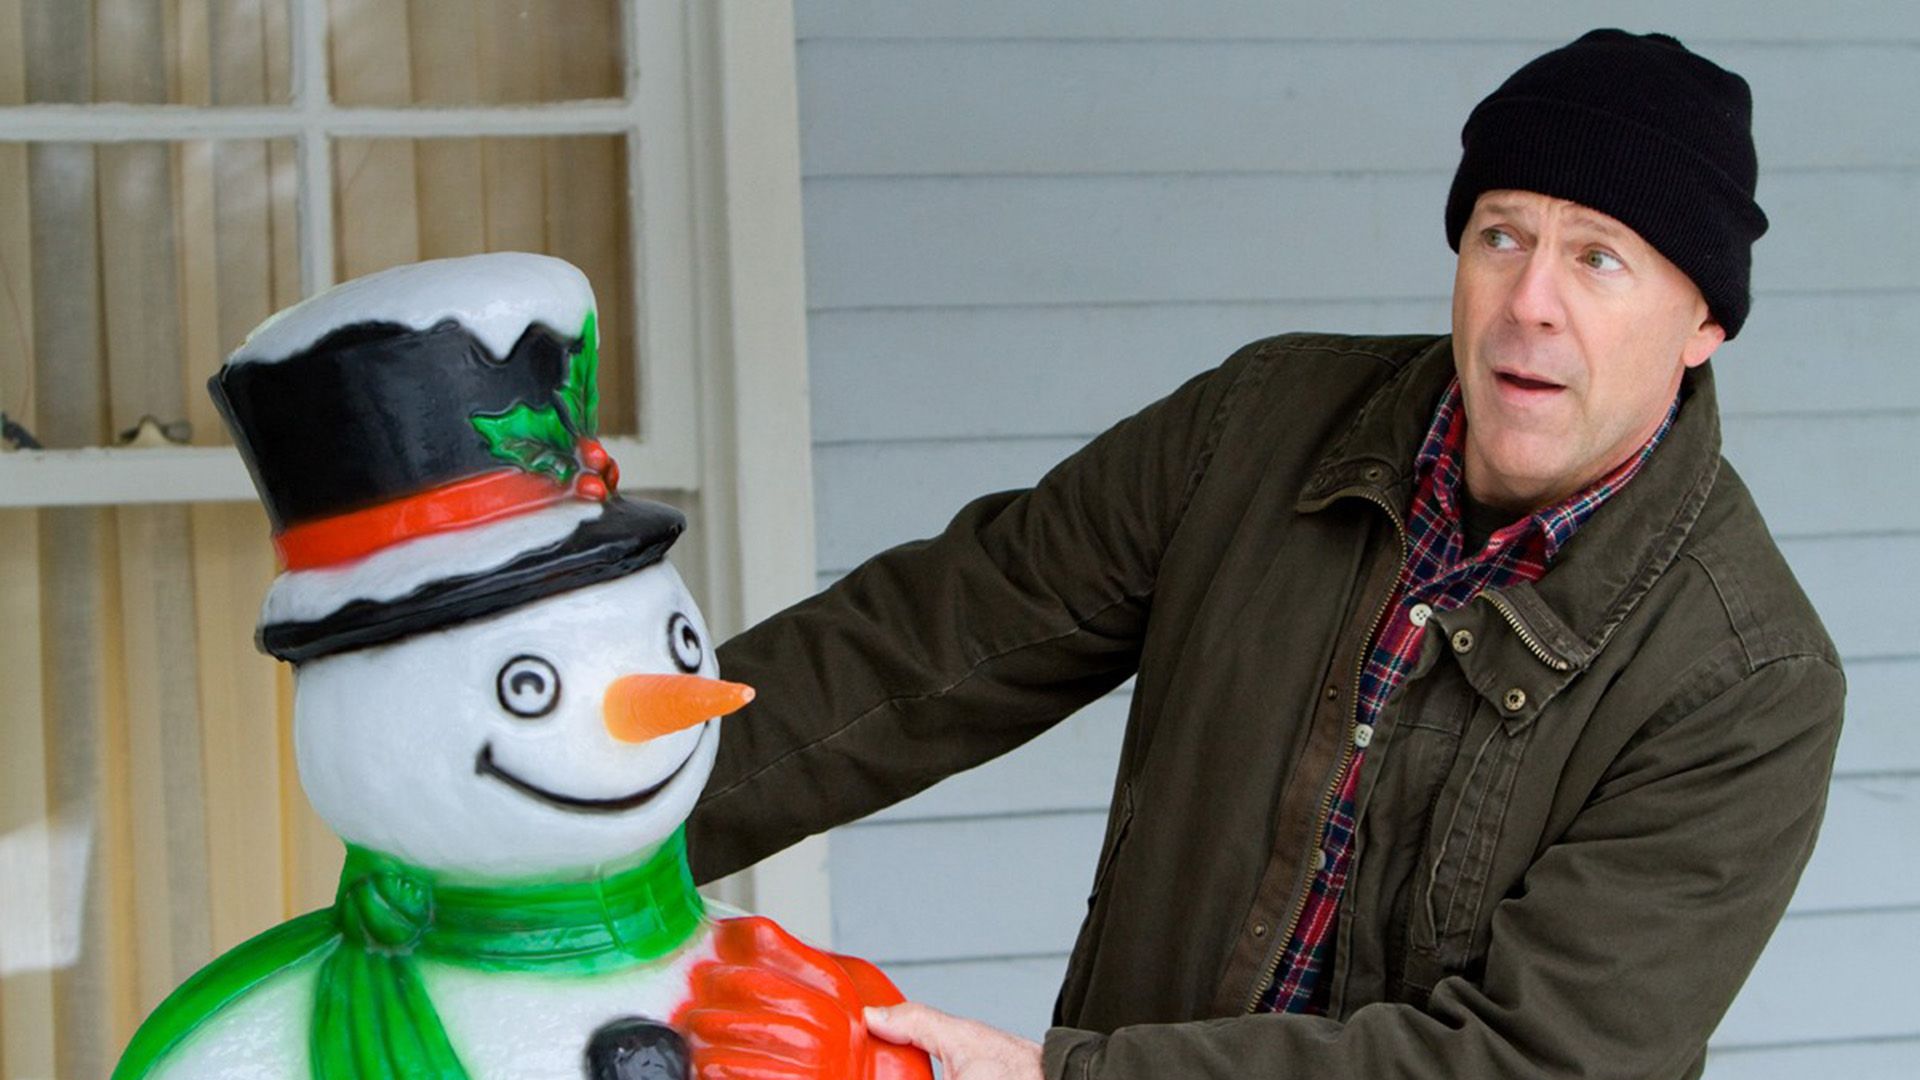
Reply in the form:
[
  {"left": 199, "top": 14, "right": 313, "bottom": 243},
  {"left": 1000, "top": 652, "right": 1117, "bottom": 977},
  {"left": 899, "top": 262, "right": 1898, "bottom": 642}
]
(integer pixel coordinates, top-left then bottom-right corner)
[{"left": 1682, "top": 317, "right": 1725, "bottom": 370}]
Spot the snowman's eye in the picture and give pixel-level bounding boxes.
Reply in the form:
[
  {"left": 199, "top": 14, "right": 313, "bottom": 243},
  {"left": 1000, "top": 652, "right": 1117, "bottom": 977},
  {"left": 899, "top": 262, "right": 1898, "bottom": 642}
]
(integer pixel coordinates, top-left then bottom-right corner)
[
  {"left": 667, "top": 613, "right": 704, "bottom": 673},
  {"left": 497, "top": 655, "right": 561, "bottom": 718}
]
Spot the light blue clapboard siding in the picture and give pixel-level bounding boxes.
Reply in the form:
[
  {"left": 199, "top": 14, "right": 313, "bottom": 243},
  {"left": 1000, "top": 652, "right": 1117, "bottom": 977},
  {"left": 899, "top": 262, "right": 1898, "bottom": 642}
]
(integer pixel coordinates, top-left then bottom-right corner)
[
  {"left": 798, "top": 1, "right": 1920, "bottom": 44},
  {"left": 811, "top": 431, "right": 1920, "bottom": 569},
  {"left": 807, "top": 294, "right": 1920, "bottom": 444},
  {"left": 800, "top": 41, "right": 1920, "bottom": 177},
  {"left": 789, "top": 1, "right": 1918, "bottom": 1068},
  {"left": 1705, "top": 1037, "right": 1920, "bottom": 1080},
  {"left": 804, "top": 172, "right": 1920, "bottom": 310}
]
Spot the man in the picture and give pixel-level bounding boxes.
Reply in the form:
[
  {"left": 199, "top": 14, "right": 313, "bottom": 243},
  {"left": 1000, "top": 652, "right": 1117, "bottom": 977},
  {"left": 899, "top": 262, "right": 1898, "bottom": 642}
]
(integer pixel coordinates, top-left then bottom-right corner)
[{"left": 687, "top": 30, "right": 1843, "bottom": 1079}]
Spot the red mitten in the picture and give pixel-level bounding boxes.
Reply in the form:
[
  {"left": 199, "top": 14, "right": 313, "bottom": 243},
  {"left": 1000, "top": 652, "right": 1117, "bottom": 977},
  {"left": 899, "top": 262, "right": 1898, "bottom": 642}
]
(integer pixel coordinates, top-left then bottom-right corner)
[{"left": 678, "top": 917, "right": 933, "bottom": 1080}]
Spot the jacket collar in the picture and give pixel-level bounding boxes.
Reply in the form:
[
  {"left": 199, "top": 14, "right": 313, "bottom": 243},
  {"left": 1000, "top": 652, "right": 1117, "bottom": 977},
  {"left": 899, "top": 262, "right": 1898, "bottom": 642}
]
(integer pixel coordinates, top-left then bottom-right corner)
[{"left": 1295, "top": 336, "right": 1723, "bottom": 681}]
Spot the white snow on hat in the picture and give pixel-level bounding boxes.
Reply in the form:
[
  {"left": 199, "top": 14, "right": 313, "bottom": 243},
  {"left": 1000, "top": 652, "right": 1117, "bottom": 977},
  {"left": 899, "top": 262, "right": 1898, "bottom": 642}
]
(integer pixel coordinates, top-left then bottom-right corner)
[{"left": 226, "top": 252, "right": 595, "bottom": 367}]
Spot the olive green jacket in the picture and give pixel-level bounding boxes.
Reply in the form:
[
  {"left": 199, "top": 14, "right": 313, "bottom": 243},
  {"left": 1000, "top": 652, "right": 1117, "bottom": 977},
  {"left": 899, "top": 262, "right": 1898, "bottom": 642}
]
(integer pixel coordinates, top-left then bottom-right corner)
[{"left": 689, "top": 333, "right": 1845, "bottom": 1080}]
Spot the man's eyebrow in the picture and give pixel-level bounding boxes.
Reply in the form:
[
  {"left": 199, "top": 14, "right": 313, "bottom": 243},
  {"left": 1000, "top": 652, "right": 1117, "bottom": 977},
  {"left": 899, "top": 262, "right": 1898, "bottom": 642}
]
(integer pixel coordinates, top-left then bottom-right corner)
[
  {"left": 1563, "top": 206, "right": 1632, "bottom": 239},
  {"left": 1476, "top": 198, "right": 1529, "bottom": 221}
]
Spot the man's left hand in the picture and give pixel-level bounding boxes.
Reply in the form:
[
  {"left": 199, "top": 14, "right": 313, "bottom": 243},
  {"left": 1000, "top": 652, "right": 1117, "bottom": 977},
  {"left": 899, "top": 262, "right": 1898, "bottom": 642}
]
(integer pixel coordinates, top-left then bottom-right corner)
[{"left": 864, "top": 1003, "right": 1043, "bottom": 1080}]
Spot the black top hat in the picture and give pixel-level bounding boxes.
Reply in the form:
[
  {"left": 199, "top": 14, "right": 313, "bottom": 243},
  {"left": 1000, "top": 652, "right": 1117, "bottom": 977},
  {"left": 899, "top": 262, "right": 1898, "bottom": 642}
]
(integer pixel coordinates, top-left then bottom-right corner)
[{"left": 212, "top": 254, "right": 684, "bottom": 663}]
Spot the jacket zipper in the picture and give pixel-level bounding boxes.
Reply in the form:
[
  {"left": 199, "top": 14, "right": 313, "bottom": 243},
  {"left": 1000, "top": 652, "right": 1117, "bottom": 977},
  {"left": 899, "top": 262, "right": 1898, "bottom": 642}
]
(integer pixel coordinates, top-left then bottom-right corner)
[
  {"left": 1244, "top": 486, "right": 1407, "bottom": 1012},
  {"left": 1478, "top": 590, "right": 1573, "bottom": 672}
]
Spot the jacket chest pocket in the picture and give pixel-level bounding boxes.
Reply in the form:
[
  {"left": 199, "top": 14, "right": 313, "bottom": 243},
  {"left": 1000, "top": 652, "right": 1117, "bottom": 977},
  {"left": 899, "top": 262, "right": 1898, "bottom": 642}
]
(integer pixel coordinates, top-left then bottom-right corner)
[
  {"left": 1404, "top": 692, "right": 1537, "bottom": 988},
  {"left": 1369, "top": 668, "right": 1536, "bottom": 1000}
]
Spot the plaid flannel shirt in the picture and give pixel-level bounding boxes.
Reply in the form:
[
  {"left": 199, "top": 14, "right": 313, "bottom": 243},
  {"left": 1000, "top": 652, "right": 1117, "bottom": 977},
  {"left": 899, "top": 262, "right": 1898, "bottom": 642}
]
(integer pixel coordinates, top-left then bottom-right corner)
[{"left": 1258, "top": 377, "right": 1680, "bottom": 1014}]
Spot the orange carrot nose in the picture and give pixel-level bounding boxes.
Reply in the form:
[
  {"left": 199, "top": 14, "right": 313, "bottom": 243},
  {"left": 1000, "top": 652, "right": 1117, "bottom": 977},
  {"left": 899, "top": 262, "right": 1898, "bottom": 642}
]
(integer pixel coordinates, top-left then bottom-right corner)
[{"left": 603, "top": 673, "right": 755, "bottom": 744}]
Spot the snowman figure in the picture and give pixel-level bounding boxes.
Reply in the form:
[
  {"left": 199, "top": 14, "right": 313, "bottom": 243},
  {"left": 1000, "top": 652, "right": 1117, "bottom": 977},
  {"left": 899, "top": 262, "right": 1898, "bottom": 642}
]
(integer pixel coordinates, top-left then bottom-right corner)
[{"left": 113, "top": 253, "right": 932, "bottom": 1080}]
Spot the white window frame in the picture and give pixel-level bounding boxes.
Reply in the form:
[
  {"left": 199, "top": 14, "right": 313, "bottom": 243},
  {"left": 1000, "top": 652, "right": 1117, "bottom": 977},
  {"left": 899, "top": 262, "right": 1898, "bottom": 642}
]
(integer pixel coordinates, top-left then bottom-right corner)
[{"left": 0, "top": 0, "right": 831, "bottom": 941}]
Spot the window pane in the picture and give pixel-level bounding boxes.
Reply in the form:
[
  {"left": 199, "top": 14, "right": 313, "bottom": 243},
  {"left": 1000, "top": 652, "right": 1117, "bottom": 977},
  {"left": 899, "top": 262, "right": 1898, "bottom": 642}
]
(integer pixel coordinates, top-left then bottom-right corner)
[
  {"left": 7, "top": 0, "right": 293, "bottom": 105},
  {"left": 331, "top": 134, "right": 637, "bottom": 434},
  {"left": 0, "top": 140, "right": 301, "bottom": 451},
  {"left": 1, "top": 499, "right": 330, "bottom": 1079},
  {"left": 329, "top": 0, "right": 624, "bottom": 105}
]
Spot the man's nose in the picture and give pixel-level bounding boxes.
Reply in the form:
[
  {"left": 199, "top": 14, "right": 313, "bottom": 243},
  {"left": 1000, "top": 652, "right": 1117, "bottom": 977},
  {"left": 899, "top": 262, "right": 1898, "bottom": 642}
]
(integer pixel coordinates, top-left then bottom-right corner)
[{"left": 1506, "top": 250, "right": 1567, "bottom": 330}]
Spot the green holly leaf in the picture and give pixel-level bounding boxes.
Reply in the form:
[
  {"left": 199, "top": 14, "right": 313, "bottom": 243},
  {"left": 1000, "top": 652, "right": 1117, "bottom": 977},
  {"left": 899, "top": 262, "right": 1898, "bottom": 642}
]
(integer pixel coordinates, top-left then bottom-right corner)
[
  {"left": 558, "top": 310, "right": 600, "bottom": 438},
  {"left": 472, "top": 401, "right": 578, "bottom": 482}
]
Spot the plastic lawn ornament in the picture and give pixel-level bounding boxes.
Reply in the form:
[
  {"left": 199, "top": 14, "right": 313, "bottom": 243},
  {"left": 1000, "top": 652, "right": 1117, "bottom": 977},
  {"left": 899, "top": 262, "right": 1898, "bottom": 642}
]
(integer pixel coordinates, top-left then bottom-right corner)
[{"left": 112, "top": 253, "right": 932, "bottom": 1080}]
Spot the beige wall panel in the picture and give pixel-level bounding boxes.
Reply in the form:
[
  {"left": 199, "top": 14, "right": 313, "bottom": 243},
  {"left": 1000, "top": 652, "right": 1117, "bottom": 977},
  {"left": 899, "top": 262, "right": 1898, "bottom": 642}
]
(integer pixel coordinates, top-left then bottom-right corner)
[
  {"left": 167, "top": 0, "right": 214, "bottom": 105},
  {"left": 543, "top": 136, "right": 633, "bottom": 431},
  {"left": 333, "top": 137, "right": 422, "bottom": 279},
  {"left": 328, "top": 0, "right": 413, "bottom": 105},
  {"left": 0, "top": 509, "right": 55, "bottom": 1080},
  {"left": 114, "top": 505, "right": 213, "bottom": 1014},
  {"left": 279, "top": 663, "right": 340, "bottom": 915},
  {"left": 175, "top": 141, "right": 224, "bottom": 443},
  {"left": 190, "top": 502, "right": 288, "bottom": 950},
  {"left": 417, "top": 138, "right": 488, "bottom": 259},
  {"left": 481, "top": 135, "right": 546, "bottom": 252}
]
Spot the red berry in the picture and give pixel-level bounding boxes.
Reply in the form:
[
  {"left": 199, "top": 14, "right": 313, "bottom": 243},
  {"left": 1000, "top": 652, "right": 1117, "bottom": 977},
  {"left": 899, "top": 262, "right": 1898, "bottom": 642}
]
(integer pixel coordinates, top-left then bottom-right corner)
[
  {"left": 577, "top": 475, "right": 608, "bottom": 501},
  {"left": 579, "top": 438, "right": 610, "bottom": 472},
  {"left": 604, "top": 460, "right": 620, "bottom": 492}
]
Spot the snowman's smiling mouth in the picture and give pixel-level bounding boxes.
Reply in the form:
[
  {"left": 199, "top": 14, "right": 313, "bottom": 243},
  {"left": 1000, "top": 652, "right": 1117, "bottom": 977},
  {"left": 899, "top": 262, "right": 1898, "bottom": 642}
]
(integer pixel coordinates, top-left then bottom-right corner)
[{"left": 475, "top": 725, "right": 708, "bottom": 814}]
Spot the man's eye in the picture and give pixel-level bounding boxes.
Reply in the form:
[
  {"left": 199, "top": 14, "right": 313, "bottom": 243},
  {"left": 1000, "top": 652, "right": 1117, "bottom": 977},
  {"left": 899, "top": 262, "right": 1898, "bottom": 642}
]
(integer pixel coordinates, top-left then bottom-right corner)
[
  {"left": 1582, "top": 248, "right": 1625, "bottom": 272},
  {"left": 1481, "top": 227, "right": 1517, "bottom": 250}
]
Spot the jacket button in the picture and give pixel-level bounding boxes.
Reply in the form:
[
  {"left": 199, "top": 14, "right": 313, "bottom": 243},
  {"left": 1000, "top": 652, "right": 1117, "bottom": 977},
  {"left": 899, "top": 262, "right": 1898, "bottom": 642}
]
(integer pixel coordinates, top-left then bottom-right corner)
[
  {"left": 1503, "top": 687, "right": 1528, "bottom": 712},
  {"left": 1362, "top": 465, "right": 1386, "bottom": 483},
  {"left": 1253, "top": 922, "right": 1268, "bottom": 938},
  {"left": 1325, "top": 684, "right": 1339, "bottom": 701},
  {"left": 1451, "top": 629, "right": 1475, "bottom": 653}
]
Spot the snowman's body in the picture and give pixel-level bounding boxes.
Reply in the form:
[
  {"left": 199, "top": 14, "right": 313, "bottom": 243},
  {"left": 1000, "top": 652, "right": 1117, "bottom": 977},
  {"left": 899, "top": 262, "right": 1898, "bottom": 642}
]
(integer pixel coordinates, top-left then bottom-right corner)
[
  {"left": 150, "top": 919, "right": 722, "bottom": 1079},
  {"left": 135, "top": 563, "right": 740, "bottom": 1078}
]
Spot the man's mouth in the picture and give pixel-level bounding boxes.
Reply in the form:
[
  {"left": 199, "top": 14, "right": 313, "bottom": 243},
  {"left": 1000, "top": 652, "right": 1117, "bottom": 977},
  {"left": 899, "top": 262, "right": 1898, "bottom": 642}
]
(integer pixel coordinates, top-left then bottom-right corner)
[
  {"left": 1495, "top": 369, "right": 1565, "bottom": 392},
  {"left": 475, "top": 724, "right": 708, "bottom": 814}
]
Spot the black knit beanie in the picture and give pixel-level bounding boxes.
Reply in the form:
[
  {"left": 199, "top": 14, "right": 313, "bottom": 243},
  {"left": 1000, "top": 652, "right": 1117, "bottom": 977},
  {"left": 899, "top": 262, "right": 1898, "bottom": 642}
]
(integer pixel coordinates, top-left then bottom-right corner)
[{"left": 1444, "top": 29, "right": 1769, "bottom": 338}]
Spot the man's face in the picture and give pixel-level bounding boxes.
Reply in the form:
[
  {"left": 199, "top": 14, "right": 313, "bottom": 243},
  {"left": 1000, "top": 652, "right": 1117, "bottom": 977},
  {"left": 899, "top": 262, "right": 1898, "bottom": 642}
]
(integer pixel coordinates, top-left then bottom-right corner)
[{"left": 1450, "top": 189, "right": 1725, "bottom": 513}]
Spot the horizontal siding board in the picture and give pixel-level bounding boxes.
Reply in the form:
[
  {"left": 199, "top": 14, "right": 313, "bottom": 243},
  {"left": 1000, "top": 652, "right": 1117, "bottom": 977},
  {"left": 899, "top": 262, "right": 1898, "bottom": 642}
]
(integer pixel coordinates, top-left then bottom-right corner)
[
  {"left": 812, "top": 429, "right": 1917, "bottom": 572},
  {"left": 806, "top": 294, "right": 1920, "bottom": 443},
  {"left": 1834, "top": 657, "right": 1920, "bottom": 776},
  {"left": 804, "top": 172, "right": 1920, "bottom": 310},
  {"left": 797, "top": 2, "right": 1920, "bottom": 43},
  {"left": 1705, "top": 1037, "right": 1920, "bottom": 1079},
  {"left": 830, "top": 781, "right": 1915, "bottom": 966},
  {"left": 830, "top": 811, "right": 1105, "bottom": 962},
  {"left": 1787, "top": 776, "right": 1920, "bottom": 913},
  {"left": 879, "top": 955, "right": 1067, "bottom": 1043},
  {"left": 813, "top": 436, "right": 1083, "bottom": 571},
  {"left": 1780, "top": 535, "right": 1919, "bottom": 660},
  {"left": 1714, "top": 908, "right": 1920, "bottom": 1047},
  {"left": 1719, "top": 413, "right": 1920, "bottom": 537},
  {"left": 799, "top": 41, "right": 1920, "bottom": 176}
]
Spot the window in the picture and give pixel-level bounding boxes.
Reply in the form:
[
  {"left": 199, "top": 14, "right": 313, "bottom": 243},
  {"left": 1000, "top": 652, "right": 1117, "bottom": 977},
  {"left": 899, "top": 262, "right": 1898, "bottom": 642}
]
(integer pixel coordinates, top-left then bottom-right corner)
[{"left": 0, "top": 4, "right": 816, "bottom": 1075}]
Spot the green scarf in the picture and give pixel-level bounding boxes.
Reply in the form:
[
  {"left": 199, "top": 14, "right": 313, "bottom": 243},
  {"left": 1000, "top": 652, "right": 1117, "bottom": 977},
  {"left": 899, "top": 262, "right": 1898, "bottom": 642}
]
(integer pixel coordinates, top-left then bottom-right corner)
[{"left": 114, "top": 827, "right": 706, "bottom": 1079}]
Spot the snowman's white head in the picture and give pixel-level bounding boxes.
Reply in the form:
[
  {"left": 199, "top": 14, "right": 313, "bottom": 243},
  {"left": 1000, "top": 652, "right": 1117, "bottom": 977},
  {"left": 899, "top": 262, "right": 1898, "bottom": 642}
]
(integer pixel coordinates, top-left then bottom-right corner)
[{"left": 292, "top": 559, "right": 746, "bottom": 881}]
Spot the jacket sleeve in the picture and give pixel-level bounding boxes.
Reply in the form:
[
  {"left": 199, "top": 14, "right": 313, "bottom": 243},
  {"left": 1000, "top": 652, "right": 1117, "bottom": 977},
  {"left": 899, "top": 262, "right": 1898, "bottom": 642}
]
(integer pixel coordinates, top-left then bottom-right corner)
[
  {"left": 687, "top": 348, "right": 1252, "bottom": 884},
  {"left": 1044, "top": 652, "right": 1845, "bottom": 1080}
]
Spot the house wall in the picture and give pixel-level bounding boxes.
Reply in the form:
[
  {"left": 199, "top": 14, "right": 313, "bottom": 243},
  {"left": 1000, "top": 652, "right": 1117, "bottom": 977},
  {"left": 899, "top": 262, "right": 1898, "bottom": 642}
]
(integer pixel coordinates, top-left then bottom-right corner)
[{"left": 788, "top": 3, "right": 1919, "bottom": 1073}]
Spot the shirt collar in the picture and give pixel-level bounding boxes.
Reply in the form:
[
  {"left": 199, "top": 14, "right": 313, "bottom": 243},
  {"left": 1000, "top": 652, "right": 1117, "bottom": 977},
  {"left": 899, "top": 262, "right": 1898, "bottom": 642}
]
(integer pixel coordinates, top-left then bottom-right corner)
[{"left": 1415, "top": 378, "right": 1680, "bottom": 563}]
